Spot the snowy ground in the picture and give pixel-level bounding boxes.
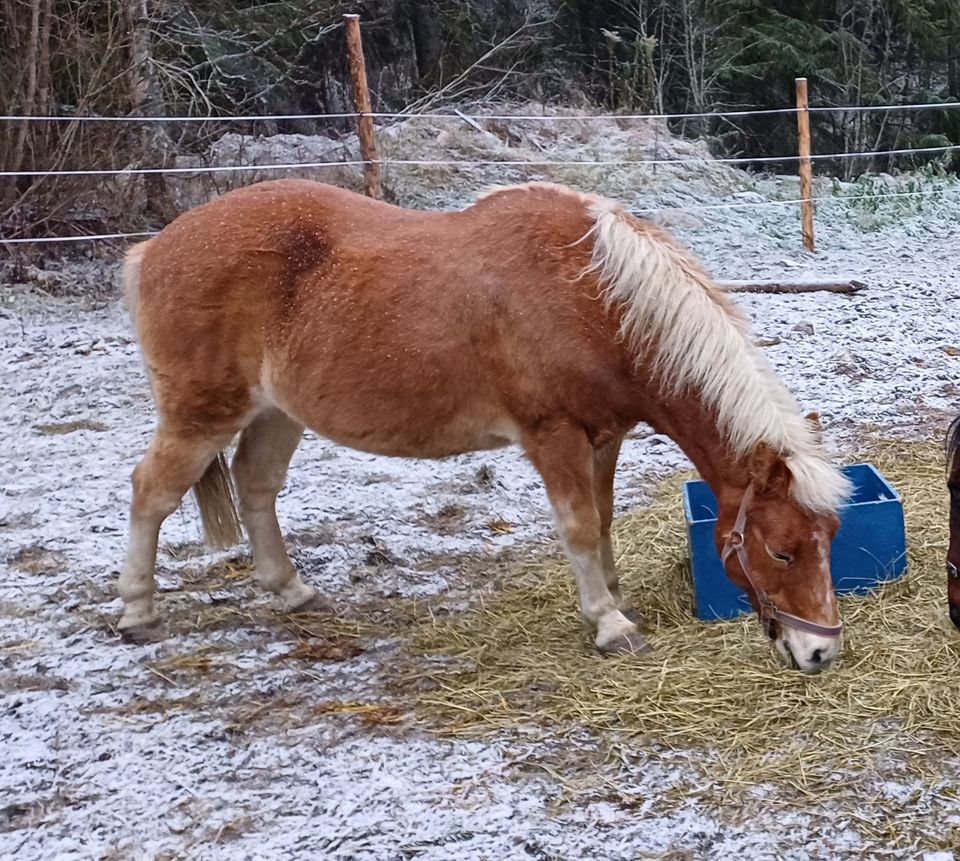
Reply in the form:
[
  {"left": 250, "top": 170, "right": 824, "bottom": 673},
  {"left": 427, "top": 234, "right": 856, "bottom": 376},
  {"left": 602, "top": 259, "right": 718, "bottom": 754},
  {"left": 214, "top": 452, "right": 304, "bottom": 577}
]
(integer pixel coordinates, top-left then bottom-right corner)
[{"left": 3, "top": 158, "right": 960, "bottom": 860}]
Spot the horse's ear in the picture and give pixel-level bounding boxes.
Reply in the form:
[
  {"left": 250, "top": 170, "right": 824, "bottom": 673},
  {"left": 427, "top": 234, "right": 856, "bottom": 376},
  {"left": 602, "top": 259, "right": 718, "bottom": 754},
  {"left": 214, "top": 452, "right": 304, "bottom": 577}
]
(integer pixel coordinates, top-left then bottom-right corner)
[
  {"left": 750, "top": 441, "right": 792, "bottom": 495},
  {"left": 805, "top": 410, "right": 824, "bottom": 443}
]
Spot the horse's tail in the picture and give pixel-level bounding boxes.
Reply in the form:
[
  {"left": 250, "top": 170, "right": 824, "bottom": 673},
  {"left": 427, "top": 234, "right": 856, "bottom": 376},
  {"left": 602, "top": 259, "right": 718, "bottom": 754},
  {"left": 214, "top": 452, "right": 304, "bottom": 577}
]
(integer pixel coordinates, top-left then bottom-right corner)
[
  {"left": 193, "top": 453, "right": 243, "bottom": 549},
  {"left": 122, "top": 239, "right": 151, "bottom": 324}
]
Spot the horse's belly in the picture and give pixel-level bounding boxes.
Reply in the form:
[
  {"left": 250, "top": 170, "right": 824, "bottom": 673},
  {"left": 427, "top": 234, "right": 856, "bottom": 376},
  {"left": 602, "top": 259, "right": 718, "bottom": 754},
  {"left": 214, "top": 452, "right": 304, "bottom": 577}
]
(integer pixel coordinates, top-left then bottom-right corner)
[
  {"left": 313, "top": 413, "right": 519, "bottom": 459},
  {"left": 266, "top": 369, "right": 520, "bottom": 459}
]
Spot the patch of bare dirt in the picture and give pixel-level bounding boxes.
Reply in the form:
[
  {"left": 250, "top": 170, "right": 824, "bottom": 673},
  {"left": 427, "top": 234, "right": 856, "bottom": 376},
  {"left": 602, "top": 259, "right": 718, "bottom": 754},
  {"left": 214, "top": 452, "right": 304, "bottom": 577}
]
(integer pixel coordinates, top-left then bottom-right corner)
[{"left": 8, "top": 546, "right": 68, "bottom": 575}]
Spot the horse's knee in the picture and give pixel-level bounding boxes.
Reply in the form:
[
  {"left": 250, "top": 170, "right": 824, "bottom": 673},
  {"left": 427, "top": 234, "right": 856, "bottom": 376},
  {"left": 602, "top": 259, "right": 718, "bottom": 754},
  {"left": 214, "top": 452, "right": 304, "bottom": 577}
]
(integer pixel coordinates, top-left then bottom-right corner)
[{"left": 556, "top": 505, "right": 601, "bottom": 551}]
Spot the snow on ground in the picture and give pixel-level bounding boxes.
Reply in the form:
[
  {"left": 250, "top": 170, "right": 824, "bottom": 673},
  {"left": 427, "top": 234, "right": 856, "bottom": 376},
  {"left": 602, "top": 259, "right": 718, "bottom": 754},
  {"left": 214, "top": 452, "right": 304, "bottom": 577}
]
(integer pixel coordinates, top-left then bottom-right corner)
[{"left": 2, "top": 150, "right": 960, "bottom": 860}]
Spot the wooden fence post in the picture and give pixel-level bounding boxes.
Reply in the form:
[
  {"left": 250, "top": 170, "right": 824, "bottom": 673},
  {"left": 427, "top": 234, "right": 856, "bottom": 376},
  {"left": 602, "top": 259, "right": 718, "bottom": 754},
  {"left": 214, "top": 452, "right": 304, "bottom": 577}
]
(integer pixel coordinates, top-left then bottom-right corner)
[
  {"left": 343, "top": 14, "right": 382, "bottom": 200},
  {"left": 795, "top": 77, "right": 815, "bottom": 252}
]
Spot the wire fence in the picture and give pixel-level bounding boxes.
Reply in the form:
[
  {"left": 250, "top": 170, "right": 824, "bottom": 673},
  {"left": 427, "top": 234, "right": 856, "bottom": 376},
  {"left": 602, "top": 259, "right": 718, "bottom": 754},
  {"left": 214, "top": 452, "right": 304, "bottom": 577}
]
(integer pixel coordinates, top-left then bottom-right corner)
[
  {"left": 3, "top": 143, "right": 960, "bottom": 179},
  {"left": 3, "top": 185, "right": 956, "bottom": 245},
  {"left": 3, "top": 98, "right": 960, "bottom": 246},
  {"left": 3, "top": 99, "right": 960, "bottom": 123}
]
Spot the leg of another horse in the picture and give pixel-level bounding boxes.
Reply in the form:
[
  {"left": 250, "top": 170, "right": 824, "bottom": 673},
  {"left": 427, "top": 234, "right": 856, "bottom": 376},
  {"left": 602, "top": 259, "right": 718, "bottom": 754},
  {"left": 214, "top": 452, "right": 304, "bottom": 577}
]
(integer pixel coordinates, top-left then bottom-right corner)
[
  {"left": 231, "top": 409, "right": 318, "bottom": 612},
  {"left": 524, "top": 422, "right": 650, "bottom": 654},
  {"left": 118, "top": 428, "right": 230, "bottom": 640}
]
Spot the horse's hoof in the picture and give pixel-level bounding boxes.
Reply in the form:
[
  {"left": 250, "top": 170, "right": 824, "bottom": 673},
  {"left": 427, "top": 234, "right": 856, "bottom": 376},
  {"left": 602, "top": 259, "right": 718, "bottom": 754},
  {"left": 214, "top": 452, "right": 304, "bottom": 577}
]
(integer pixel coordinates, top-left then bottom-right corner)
[
  {"left": 286, "top": 591, "right": 334, "bottom": 615},
  {"left": 598, "top": 629, "right": 653, "bottom": 656},
  {"left": 621, "top": 607, "right": 646, "bottom": 628},
  {"left": 119, "top": 621, "right": 165, "bottom": 644}
]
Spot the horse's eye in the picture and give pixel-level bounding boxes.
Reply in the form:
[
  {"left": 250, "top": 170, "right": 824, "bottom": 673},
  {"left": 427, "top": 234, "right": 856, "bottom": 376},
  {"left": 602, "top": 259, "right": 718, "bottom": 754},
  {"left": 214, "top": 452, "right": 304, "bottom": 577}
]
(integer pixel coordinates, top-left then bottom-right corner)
[{"left": 766, "top": 546, "right": 793, "bottom": 564}]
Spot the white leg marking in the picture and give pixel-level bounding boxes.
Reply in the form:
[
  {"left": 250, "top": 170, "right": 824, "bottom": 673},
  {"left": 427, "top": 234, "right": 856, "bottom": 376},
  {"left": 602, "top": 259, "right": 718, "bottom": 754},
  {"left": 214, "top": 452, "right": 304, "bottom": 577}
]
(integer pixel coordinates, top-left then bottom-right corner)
[
  {"left": 563, "top": 541, "right": 648, "bottom": 653},
  {"left": 117, "top": 517, "right": 162, "bottom": 630}
]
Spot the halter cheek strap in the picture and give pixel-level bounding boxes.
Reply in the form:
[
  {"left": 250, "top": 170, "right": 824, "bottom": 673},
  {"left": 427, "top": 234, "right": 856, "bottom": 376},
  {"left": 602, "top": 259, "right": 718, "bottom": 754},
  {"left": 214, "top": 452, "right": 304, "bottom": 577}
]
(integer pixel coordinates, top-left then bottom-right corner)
[{"left": 721, "top": 485, "right": 843, "bottom": 639}]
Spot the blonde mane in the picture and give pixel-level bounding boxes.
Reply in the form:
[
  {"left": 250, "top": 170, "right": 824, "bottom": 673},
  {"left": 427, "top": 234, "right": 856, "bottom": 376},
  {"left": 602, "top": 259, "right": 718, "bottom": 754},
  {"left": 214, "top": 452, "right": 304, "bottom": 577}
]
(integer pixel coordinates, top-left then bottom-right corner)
[{"left": 581, "top": 194, "right": 849, "bottom": 514}]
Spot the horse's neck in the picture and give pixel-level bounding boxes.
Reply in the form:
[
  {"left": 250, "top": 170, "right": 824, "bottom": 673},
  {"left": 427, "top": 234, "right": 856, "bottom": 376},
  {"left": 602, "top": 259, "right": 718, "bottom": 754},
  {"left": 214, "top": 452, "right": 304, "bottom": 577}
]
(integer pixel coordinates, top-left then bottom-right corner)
[{"left": 643, "top": 390, "right": 748, "bottom": 509}]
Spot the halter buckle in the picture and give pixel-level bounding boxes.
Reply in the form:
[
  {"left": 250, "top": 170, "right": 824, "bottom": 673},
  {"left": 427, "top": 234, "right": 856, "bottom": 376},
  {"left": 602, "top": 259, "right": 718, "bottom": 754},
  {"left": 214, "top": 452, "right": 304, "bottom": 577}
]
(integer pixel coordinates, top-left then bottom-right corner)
[{"left": 948, "top": 561, "right": 959, "bottom": 581}]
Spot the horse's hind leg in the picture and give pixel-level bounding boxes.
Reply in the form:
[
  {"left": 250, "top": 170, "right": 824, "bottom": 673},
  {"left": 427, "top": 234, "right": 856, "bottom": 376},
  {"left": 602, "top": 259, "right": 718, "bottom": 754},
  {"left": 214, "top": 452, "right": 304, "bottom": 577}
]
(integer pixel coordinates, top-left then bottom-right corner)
[
  {"left": 524, "top": 421, "right": 650, "bottom": 655},
  {"left": 231, "top": 409, "right": 318, "bottom": 612},
  {"left": 118, "top": 427, "right": 234, "bottom": 640}
]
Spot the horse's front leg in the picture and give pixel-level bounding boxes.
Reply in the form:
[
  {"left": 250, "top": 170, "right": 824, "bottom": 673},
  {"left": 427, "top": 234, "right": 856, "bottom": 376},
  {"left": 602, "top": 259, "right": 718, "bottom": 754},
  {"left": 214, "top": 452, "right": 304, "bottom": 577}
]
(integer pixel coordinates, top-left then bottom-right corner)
[
  {"left": 524, "top": 421, "right": 651, "bottom": 655},
  {"left": 593, "top": 435, "right": 646, "bottom": 628}
]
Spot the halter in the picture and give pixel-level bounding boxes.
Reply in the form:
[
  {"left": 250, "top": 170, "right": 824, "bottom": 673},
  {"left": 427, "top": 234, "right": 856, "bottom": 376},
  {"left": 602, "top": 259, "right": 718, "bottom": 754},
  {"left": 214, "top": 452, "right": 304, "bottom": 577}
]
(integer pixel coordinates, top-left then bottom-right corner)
[
  {"left": 948, "top": 561, "right": 959, "bottom": 581},
  {"left": 721, "top": 485, "right": 844, "bottom": 639}
]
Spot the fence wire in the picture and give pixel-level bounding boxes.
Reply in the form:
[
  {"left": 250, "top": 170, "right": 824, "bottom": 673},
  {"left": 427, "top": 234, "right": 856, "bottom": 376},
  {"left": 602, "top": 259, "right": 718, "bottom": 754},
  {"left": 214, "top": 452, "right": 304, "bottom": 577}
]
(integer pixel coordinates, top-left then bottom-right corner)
[
  {"left": 3, "top": 99, "right": 960, "bottom": 124},
  {"left": 3, "top": 143, "right": 958, "bottom": 180},
  {"left": 3, "top": 99, "right": 959, "bottom": 245},
  {"left": 3, "top": 185, "right": 956, "bottom": 245}
]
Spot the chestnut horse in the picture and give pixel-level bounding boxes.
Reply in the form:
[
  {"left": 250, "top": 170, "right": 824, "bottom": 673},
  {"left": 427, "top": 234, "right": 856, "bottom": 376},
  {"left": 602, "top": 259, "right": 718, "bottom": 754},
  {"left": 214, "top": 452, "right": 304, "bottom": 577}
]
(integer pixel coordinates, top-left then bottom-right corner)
[
  {"left": 947, "top": 416, "right": 960, "bottom": 629},
  {"left": 119, "top": 179, "right": 850, "bottom": 672}
]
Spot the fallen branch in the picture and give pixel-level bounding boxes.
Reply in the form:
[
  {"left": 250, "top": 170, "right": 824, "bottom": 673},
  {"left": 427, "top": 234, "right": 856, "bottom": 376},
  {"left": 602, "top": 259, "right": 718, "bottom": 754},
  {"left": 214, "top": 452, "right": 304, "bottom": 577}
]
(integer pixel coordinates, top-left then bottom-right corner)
[{"left": 717, "top": 279, "right": 866, "bottom": 294}]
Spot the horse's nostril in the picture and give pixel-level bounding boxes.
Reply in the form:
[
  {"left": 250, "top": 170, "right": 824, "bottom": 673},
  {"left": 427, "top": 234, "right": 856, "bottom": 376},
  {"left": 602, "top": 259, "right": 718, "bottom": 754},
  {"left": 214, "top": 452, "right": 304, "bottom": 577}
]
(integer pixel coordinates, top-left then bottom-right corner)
[
  {"left": 950, "top": 603, "right": 960, "bottom": 631},
  {"left": 810, "top": 648, "right": 824, "bottom": 665}
]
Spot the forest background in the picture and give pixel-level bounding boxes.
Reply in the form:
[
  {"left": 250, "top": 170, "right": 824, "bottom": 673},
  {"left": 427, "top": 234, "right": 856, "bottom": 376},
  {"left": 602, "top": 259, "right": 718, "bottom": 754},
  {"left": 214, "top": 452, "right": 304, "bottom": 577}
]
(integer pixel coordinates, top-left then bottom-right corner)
[{"left": 2, "top": 0, "right": 959, "bottom": 236}]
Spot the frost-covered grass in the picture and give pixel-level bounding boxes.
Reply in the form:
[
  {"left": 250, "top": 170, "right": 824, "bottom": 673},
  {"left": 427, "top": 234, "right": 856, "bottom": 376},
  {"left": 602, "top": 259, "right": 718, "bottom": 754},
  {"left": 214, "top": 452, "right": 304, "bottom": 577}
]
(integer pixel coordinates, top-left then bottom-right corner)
[{"left": 3, "top": 143, "right": 960, "bottom": 859}]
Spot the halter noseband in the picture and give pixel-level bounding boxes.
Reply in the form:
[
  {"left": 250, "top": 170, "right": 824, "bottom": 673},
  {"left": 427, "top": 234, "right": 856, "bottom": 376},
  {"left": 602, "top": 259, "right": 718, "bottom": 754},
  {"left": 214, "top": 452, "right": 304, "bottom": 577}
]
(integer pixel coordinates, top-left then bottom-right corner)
[{"left": 720, "top": 485, "right": 843, "bottom": 639}]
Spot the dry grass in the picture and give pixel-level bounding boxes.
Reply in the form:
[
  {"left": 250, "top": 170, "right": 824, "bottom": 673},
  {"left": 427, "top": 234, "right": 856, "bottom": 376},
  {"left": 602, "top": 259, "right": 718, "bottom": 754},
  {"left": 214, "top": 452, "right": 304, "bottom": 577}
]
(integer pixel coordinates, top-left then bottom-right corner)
[
  {"left": 404, "top": 440, "right": 960, "bottom": 796},
  {"left": 0, "top": 672, "right": 70, "bottom": 693},
  {"left": 61, "top": 436, "right": 958, "bottom": 850},
  {"left": 312, "top": 701, "right": 405, "bottom": 725},
  {"left": 271, "top": 637, "right": 365, "bottom": 663},
  {"left": 372, "top": 105, "right": 744, "bottom": 214},
  {"left": 33, "top": 419, "right": 109, "bottom": 435},
  {"left": 177, "top": 553, "right": 254, "bottom": 589}
]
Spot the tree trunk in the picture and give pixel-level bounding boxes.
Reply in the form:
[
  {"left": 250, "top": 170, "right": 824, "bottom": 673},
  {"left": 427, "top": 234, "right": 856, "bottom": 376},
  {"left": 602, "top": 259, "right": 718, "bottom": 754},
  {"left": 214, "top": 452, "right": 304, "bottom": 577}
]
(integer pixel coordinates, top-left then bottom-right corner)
[
  {"left": 11, "top": 0, "right": 40, "bottom": 179},
  {"left": 126, "top": 0, "right": 175, "bottom": 222},
  {"left": 409, "top": 0, "right": 441, "bottom": 83}
]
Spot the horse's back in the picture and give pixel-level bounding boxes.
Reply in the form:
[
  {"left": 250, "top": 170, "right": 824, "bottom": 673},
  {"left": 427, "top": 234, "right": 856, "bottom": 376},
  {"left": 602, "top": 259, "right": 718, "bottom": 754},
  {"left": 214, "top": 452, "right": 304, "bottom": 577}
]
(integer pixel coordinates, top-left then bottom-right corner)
[{"left": 130, "top": 180, "right": 638, "bottom": 452}]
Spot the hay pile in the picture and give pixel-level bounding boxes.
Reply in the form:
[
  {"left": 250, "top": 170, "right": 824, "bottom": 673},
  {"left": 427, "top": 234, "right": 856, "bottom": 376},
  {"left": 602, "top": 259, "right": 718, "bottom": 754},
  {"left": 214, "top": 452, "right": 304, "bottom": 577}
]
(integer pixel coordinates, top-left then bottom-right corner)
[{"left": 407, "top": 441, "right": 960, "bottom": 794}]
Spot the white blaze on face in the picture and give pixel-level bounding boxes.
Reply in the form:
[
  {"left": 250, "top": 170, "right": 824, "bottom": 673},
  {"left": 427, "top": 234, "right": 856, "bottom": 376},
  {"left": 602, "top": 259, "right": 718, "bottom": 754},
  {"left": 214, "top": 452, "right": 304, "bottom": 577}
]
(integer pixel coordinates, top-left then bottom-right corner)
[
  {"left": 815, "top": 531, "right": 835, "bottom": 612},
  {"left": 776, "top": 531, "right": 842, "bottom": 673}
]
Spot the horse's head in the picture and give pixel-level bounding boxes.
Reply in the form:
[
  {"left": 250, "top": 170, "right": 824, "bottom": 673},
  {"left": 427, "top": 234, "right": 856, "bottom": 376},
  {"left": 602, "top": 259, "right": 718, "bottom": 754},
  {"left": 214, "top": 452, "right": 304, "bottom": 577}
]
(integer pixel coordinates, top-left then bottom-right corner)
[
  {"left": 947, "top": 417, "right": 960, "bottom": 631},
  {"left": 717, "top": 440, "right": 843, "bottom": 673}
]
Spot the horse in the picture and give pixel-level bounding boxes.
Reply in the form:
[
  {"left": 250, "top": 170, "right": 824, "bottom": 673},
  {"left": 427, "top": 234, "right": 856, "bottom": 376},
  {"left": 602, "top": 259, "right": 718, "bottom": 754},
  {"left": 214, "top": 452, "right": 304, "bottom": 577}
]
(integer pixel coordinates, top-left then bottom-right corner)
[
  {"left": 118, "top": 179, "right": 851, "bottom": 673},
  {"left": 947, "top": 416, "right": 960, "bottom": 630}
]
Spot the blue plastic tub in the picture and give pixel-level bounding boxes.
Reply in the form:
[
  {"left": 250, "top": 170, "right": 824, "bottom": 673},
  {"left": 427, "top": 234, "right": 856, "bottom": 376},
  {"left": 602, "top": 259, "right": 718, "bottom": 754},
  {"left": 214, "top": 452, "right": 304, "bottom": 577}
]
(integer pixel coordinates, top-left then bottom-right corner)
[{"left": 682, "top": 463, "right": 907, "bottom": 621}]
